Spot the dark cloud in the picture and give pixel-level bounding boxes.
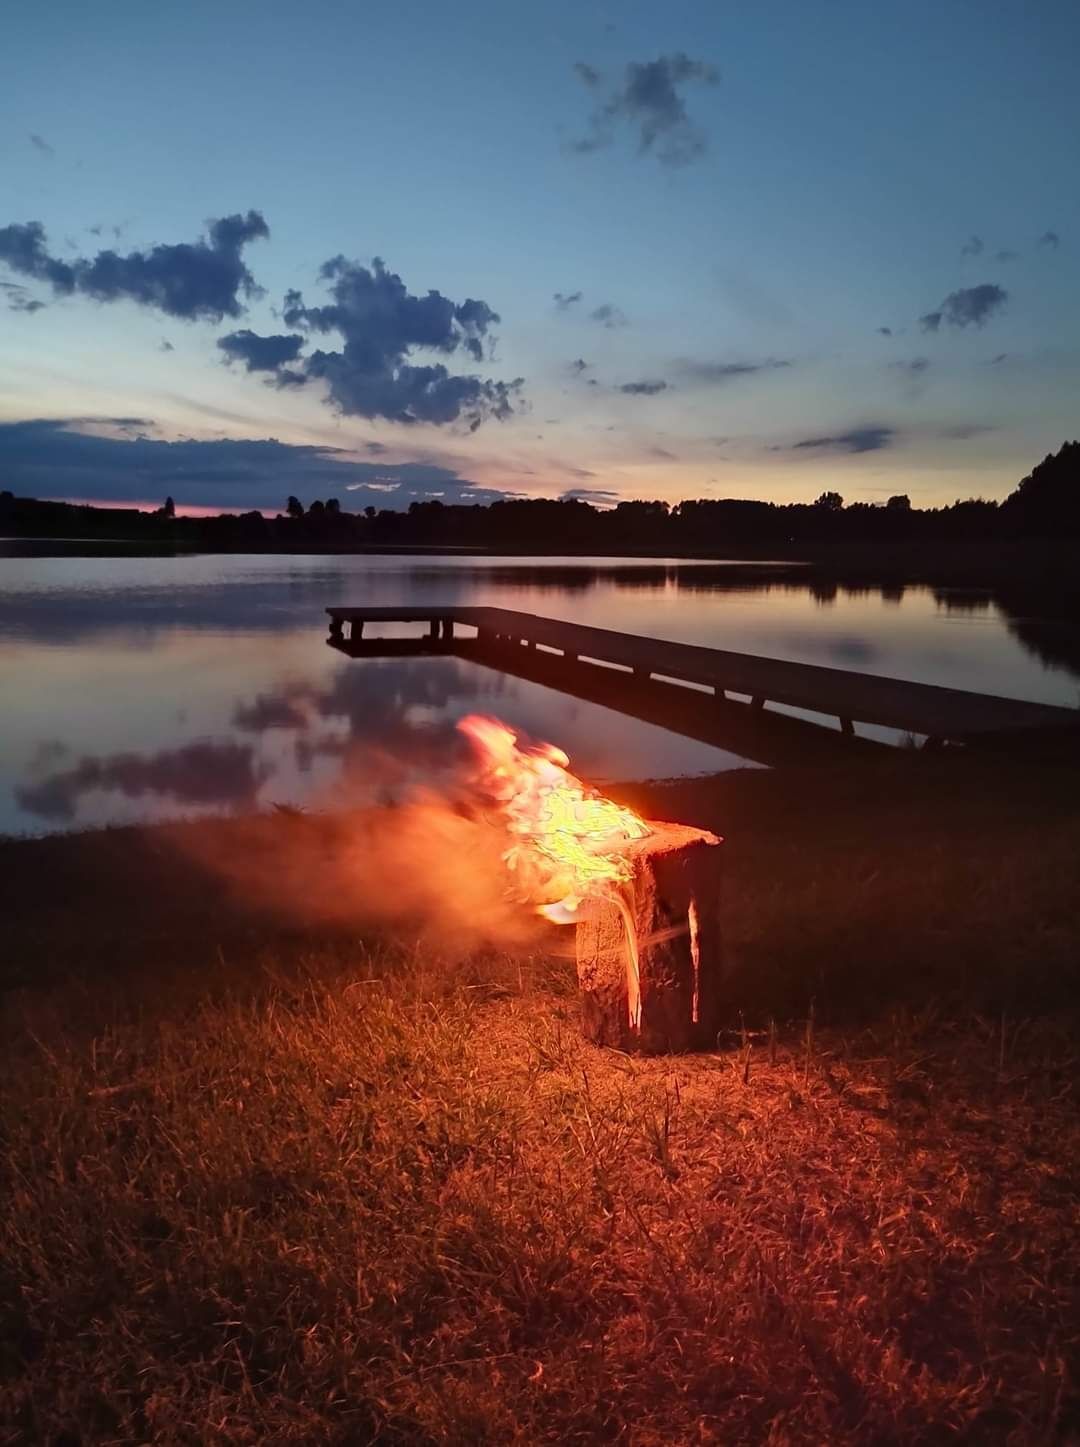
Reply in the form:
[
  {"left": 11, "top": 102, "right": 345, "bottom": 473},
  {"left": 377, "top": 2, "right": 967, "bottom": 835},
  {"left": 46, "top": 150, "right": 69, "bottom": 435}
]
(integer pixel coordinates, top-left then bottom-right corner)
[
  {"left": 560, "top": 487, "right": 621, "bottom": 505},
  {"left": 0, "top": 211, "right": 269, "bottom": 321},
  {"left": 279, "top": 256, "right": 521, "bottom": 429},
  {"left": 554, "top": 290, "right": 583, "bottom": 311},
  {"left": 648, "top": 446, "right": 678, "bottom": 460},
  {"left": 0, "top": 416, "right": 516, "bottom": 512},
  {"left": 960, "top": 235, "right": 983, "bottom": 257},
  {"left": 994, "top": 249, "right": 1018, "bottom": 263},
  {"left": 919, "top": 283, "right": 1007, "bottom": 332},
  {"left": 159, "top": 338, "right": 174, "bottom": 352},
  {"left": 790, "top": 426, "right": 895, "bottom": 454},
  {"left": 29, "top": 133, "right": 54, "bottom": 157},
  {"left": 568, "top": 358, "right": 590, "bottom": 375},
  {"left": 618, "top": 379, "right": 668, "bottom": 395},
  {"left": 1038, "top": 230, "right": 1060, "bottom": 249},
  {"left": 571, "top": 53, "right": 718, "bottom": 166},
  {"left": 217, "top": 329, "right": 305, "bottom": 373},
  {"left": 16, "top": 740, "right": 266, "bottom": 822},
  {"left": 877, "top": 326, "right": 893, "bottom": 337},
  {"left": 589, "top": 303, "right": 627, "bottom": 328},
  {"left": 676, "top": 358, "right": 791, "bottom": 384},
  {"left": 989, "top": 353, "right": 1008, "bottom": 365}
]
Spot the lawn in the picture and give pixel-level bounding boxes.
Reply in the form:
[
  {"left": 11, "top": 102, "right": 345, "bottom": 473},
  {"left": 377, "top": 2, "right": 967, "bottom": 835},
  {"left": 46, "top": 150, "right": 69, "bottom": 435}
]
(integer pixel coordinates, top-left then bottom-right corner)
[{"left": 2, "top": 755, "right": 1078, "bottom": 1443}]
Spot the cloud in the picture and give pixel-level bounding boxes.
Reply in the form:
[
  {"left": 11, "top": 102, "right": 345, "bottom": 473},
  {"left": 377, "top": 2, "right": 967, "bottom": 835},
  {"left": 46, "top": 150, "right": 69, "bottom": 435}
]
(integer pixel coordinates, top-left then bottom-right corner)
[
  {"left": 561, "top": 487, "right": 621, "bottom": 505},
  {"left": 159, "top": 338, "right": 174, "bottom": 352},
  {"left": 989, "top": 353, "right": 1008, "bottom": 365},
  {"left": 888, "top": 357, "right": 930, "bottom": 376},
  {"left": 618, "top": 379, "right": 668, "bottom": 395},
  {"left": 1038, "top": 230, "right": 1060, "bottom": 249},
  {"left": 589, "top": 303, "right": 627, "bottom": 328},
  {"left": 0, "top": 416, "right": 518, "bottom": 512},
  {"left": 553, "top": 290, "right": 583, "bottom": 311},
  {"left": 568, "top": 358, "right": 590, "bottom": 375},
  {"left": 675, "top": 357, "right": 791, "bottom": 384},
  {"left": 960, "top": 235, "right": 983, "bottom": 258},
  {"left": 919, "top": 283, "right": 1007, "bottom": 331},
  {"left": 573, "top": 62, "right": 602, "bottom": 88},
  {"left": 217, "top": 329, "right": 305, "bottom": 373},
  {"left": 938, "top": 423, "right": 995, "bottom": 441},
  {"left": 16, "top": 740, "right": 266, "bottom": 822},
  {"left": 0, "top": 211, "right": 269, "bottom": 321},
  {"left": 29, "top": 133, "right": 54, "bottom": 157},
  {"left": 994, "top": 249, "right": 1018, "bottom": 263},
  {"left": 648, "top": 446, "right": 678, "bottom": 460},
  {"left": 278, "top": 256, "right": 521, "bottom": 429},
  {"left": 571, "top": 53, "right": 719, "bottom": 166},
  {"left": 877, "top": 326, "right": 893, "bottom": 337},
  {"left": 1, "top": 281, "right": 46, "bottom": 314},
  {"left": 790, "top": 426, "right": 895, "bottom": 454}
]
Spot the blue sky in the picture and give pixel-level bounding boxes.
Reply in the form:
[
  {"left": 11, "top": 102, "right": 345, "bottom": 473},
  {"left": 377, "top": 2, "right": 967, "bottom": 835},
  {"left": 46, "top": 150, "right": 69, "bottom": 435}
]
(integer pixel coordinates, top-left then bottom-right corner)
[{"left": 1, "top": 0, "right": 1077, "bottom": 513}]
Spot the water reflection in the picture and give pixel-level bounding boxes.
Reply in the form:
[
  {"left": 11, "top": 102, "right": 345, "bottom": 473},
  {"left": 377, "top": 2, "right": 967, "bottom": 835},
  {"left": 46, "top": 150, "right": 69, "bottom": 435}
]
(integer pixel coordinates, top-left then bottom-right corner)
[{"left": 3, "top": 552, "right": 1079, "bottom": 836}]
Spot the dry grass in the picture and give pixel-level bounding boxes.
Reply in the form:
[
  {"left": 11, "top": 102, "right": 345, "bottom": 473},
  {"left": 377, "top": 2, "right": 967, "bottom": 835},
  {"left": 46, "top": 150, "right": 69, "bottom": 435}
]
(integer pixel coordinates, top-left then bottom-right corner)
[{"left": 2, "top": 755, "right": 1080, "bottom": 1442}]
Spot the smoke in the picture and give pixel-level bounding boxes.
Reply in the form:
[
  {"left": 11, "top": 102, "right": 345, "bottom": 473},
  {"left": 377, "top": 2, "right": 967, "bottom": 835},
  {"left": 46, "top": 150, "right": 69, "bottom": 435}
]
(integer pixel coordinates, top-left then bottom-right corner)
[{"left": 169, "top": 791, "right": 547, "bottom": 957}]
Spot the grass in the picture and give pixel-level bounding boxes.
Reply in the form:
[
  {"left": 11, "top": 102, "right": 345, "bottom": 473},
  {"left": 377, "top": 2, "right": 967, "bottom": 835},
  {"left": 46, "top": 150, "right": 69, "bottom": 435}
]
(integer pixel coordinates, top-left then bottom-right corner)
[{"left": 2, "top": 754, "right": 1080, "bottom": 1442}]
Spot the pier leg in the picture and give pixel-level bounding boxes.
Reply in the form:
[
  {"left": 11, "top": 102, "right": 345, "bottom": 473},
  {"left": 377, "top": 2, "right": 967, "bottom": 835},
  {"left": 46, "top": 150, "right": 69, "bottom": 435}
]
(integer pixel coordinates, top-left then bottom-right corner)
[
  {"left": 442, "top": 619, "right": 454, "bottom": 640},
  {"left": 750, "top": 696, "right": 765, "bottom": 711},
  {"left": 839, "top": 716, "right": 854, "bottom": 735},
  {"left": 328, "top": 617, "right": 343, "bottom": 641},
  {"left": 427, "top": 620, "right": 439, "bottom": 639}
]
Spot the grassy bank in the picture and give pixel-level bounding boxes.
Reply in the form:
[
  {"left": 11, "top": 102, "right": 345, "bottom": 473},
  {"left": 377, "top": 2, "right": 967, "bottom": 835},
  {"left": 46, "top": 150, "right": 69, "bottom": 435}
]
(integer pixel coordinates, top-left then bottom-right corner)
[{"left": 2, "top": 756, "right": 1079, "bottom": 1441}]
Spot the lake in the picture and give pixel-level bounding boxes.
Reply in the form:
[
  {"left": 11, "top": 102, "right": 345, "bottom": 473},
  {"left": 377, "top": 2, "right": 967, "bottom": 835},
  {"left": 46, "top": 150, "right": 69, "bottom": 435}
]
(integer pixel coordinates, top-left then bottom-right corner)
[{"left": 2, "top": 549, "right": 1078, "bottom": 837}]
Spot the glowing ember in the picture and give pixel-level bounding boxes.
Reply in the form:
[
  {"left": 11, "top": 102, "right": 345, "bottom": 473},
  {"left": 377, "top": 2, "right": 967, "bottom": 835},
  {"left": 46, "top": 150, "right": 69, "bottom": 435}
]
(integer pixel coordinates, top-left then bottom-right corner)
[{"left": 458, "top": 714, "right": 651, "bottom": 925}]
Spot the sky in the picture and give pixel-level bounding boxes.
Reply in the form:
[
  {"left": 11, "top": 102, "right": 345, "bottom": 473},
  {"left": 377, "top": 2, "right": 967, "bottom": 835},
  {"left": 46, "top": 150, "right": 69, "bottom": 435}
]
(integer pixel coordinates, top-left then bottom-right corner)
[{"left": 1, "top": 0, "right": 1077, "bottom": 515}]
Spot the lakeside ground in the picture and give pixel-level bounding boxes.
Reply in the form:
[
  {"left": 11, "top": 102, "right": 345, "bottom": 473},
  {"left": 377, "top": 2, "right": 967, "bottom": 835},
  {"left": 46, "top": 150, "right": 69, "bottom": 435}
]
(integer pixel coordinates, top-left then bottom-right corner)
[{"left": 2, "top": 756, "right": 1079, "bottom": 1441}]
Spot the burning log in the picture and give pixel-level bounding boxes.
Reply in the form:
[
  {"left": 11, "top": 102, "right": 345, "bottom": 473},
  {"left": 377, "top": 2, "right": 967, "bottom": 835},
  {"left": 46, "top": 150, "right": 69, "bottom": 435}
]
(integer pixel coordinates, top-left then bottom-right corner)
[
  {"left": 458, "top": 714, "right": 724, "bottom": 1054},
  {"left": 575, "top": 821, "right": 721, "bottom": 1053}
]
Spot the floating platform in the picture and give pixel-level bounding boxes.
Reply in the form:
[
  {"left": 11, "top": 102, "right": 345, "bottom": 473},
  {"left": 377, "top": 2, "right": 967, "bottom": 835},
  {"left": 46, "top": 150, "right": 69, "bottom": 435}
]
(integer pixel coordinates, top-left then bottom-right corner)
[{"left": 326, "top": 605, "right": 1080, "bottom": 760}]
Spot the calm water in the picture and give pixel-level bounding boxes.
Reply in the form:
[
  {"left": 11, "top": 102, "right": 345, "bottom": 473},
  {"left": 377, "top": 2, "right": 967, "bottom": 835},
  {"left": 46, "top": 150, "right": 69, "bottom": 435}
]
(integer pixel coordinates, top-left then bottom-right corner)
[{"left": 2, "top": 549, "right": 1079, "bottom": 837}]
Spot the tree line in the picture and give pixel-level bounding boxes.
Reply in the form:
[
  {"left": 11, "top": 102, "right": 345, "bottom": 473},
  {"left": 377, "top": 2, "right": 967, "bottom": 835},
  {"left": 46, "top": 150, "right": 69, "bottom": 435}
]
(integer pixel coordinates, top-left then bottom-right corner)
[{"left": 2, "top": 440, "right": 1077, "bottom": 552}]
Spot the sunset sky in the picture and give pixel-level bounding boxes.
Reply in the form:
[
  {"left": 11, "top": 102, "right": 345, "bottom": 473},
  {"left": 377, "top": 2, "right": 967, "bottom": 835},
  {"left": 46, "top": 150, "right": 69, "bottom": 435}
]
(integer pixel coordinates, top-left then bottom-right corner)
[{"left": 1, "top": 0, "right": 1077, "bottom": 514}]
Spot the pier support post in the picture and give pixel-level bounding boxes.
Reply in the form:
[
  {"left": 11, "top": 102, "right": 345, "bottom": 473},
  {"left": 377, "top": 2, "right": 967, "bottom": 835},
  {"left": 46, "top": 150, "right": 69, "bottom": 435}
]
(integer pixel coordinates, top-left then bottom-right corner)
[{"left": 328, "top": 616, "right": 343, "bottom": 641}]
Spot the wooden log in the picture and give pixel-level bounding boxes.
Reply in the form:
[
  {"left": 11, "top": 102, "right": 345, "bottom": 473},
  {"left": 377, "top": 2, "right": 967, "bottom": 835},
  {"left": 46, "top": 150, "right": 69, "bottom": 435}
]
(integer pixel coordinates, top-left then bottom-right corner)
[{"left": 574, "top": 821, "right": 722, "bottom": 1053}]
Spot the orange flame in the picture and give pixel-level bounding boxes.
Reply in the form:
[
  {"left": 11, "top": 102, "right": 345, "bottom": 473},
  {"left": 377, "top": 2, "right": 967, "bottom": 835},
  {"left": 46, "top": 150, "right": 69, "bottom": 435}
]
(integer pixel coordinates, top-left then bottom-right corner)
[{"left": 458, "top": 715, "right": 651, "bottom": 924}]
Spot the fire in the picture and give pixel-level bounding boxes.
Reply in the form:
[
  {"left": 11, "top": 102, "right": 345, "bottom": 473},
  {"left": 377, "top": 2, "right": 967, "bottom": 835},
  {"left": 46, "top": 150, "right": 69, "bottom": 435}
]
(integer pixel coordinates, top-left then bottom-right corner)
[{"left": 458, "top": 715, "right": 651, "bottom": 925}]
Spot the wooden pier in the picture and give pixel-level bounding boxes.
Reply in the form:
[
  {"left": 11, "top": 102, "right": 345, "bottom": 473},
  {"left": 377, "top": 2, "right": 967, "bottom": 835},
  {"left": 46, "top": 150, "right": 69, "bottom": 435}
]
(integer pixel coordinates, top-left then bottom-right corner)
[{"left": 326, "top": 605, "right": 1080, "bottom": 757}]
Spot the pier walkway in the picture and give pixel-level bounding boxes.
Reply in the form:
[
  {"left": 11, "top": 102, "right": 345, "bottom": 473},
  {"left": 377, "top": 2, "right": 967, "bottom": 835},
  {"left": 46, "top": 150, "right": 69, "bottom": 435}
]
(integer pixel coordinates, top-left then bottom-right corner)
[{"left": 326, "top": 605, "right": 1079, "bottom": 755}]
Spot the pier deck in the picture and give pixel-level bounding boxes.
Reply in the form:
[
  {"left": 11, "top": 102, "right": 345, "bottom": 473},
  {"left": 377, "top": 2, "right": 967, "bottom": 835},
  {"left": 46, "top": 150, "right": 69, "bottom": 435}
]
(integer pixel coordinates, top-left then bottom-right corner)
[{"left": 326, "top": 605, "right": 1079, "bottom": 749}]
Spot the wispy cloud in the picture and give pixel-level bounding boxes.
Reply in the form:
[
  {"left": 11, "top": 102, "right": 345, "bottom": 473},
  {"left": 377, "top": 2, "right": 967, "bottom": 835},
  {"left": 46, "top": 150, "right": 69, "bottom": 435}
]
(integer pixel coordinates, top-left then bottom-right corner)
[
  {"left": 570, "top": 53, "right": 718, "bottom": 166},
  {"left": 589, "top": 303, "right": 627, "bottom": 328},
  {"left": 553, "top": 290, "right": 583, "bottom": 311},
  {"left": 790, "top": 426, "right": 895, "bottom": 454},
  {"left": 920, "top": 283, "right": 1007, "bottom": 332},
  {"left": 675, "top": 357, "right": 791, "bottom": 384},
  {"left": 1038, "top": 230, "right": 1060, "bottom": 249},
  {"left": 618, "top": 379, "right": 668, "bottom": 396},
  {"left": 960, "top": 235, "right": 983, "bottom": 258},
  {"left": 28, "top": 133, "right": 54, "bottom": 158}
]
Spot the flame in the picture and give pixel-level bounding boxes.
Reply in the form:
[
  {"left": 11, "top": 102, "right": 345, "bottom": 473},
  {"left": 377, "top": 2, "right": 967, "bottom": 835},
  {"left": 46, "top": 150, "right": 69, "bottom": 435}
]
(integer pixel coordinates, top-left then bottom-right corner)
[{"left": 458, "top": 714, "right": 650, "bottom": 925}]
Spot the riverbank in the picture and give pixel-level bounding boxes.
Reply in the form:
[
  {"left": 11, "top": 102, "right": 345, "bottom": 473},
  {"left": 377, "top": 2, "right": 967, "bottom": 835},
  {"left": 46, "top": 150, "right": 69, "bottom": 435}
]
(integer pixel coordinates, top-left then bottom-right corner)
[{"left": 3, "top": 756, "right": 1079, "bottom": 1441}]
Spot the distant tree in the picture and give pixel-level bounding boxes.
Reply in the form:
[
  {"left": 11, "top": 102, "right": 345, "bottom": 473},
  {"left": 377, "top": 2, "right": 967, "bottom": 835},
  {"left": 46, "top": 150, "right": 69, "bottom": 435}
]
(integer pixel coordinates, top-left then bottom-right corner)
[
  {"left": 325, "top": 497, "right": 341, "bottom": 516},
  {"left": 308, "top": 499, "right": 326, "bottom": 517},
  {"left": 364, "top": 505, "right": 376, "bottom": 521},
  {"left": 886, "top": 494, "right": 911, "bottom": 511},
  {"left": 814, "top": 491, "right": 844, "bottom": 511},
  {"left": 1003, "top": 440, "right": 1080, "bottom": 532},
  {"left": 162, "top": 495, "right": 175, "bottom": 518},
  {"left": 286, "top": 495, "right": 304, "bottom": 519}
]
